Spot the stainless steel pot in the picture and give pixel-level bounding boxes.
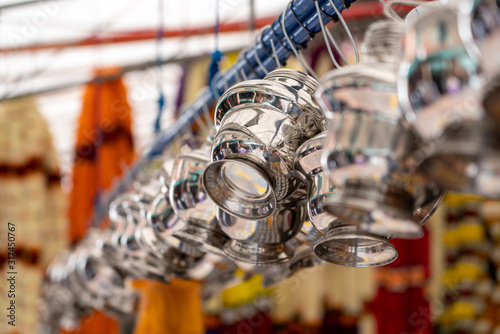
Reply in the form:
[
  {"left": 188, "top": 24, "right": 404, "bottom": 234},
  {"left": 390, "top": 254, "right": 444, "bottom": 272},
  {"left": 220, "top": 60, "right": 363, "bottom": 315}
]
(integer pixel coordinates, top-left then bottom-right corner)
[{"left": 203, "top": 69, "right": 325, "bottom": 220}]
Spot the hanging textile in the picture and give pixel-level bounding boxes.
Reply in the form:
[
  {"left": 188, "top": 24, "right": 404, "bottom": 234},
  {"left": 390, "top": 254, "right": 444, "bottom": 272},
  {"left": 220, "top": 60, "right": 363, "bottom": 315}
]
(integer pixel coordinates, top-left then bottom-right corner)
[
  {"left": 66, "top": 68, "right": 135, "bottom": 334},
  {"left": 68, "top": 67, "right": 135, "bottom": 244},
  {"left": 369, "top": 230, "right": 432, "bottom": 334},
  {"left": 0, "top": 97, "right": 67, "bottom": 334},
  {"left": 131, "top": 279, "right": 205, "bottom": 334},
  {"left": 435, "top": 196, "right": 500, "bottom": 333}
]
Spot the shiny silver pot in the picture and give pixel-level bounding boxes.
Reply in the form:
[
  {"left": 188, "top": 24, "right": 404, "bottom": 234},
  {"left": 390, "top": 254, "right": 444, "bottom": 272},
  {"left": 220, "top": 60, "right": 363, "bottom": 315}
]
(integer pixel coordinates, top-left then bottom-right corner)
[
  {"left": 261, "top": 221, "right": 323, "bottom": 288},
  {"left": 217, "top": 201, "right": 305, "bottom": 265},
  {"left": 295, "top": 131, "right": 403, "bottom": 267},
  {"left": 203, "top": 69, "right": 325, "bottom": 220},
  {"left": 169, "top": 144, "right": 230, "bottom": 255},
  {"left": 399, "top": 3, "right": 500, "bottom": 197}
]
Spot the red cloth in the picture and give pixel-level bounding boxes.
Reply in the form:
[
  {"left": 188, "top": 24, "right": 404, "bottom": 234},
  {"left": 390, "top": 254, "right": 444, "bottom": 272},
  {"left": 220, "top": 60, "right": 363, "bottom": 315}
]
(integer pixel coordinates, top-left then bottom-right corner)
[
  {"left": 370, "top": 228, "right": 433, "bottom": 334},
  {"left": 221, "top": 312, "right": 274, "bottom": 334}
]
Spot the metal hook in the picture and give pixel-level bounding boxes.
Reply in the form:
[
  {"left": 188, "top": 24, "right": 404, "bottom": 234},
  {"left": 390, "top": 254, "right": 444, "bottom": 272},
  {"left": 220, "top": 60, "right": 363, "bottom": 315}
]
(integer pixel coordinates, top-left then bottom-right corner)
[
  {"left": 194, "top": 108, "right": 211, "bottom": 135},
  {"left": 240, "top": 68, "right": 248, "bottom": 81},
  {"left": 176, "top": 105, "right": 195, "bottom": 138},
  {"left": 313, "top": 0, "right": 349, "bottom": 68},
  {"left": 270, "top": 23, "right": 292, "bottom": 53},
  {"left": 258, "top": 26, "right": 274, "bottom": 59},
  {"left": 379, "top": 0, "right": 403, "bottom": 22},
  {"left": 328, "top": 0, "right": 359, "bottom": 64},
  {"left": 279, "top": 12, "right": 319, "bottom": 80},
  {"left": 210, "top": 70, "right": 228, "bottom": 100},
  {"left": 270, "top": 39, "right": 282, "bottom": 69},
  {"left": 237, "top": 48, "right": 257, "bottom": 79},
  {"left": 379, "top": 0, "right": 429, "bottom": 22},
  {"left": 254, "top": 36, "right": 270, "bottom": 75}
]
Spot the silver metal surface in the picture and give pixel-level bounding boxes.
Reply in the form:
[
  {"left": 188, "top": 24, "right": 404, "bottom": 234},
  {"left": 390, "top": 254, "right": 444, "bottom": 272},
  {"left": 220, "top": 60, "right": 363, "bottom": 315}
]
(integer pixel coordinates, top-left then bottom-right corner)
[
  {"left": 399, "top": 2, "right": 500, "bottom": 197},
  {"left": 317, "top": 20, "right": 446, "bottom": 238},
  {"left": 295, "top": 131, "right": 339, "bottom": 233},
  {"left": 314, "top": 221, "right": 399, "bottom": 268},
  {"left": 217, "top": 201, "right": 305, "bottom": 265},
  {"left": 203, "top": 69, "right": 325, "bottom": 220},
  {"left": 169, "top": 144, "right": 230, "bottom": 255},
  {"left": 318, "top": 20, "right": 409, "bottom": 189},
  {"left": 261, "top": 221, "right": 324, "bottom": 287},
  {"left": 398, "top": 2, "right": 483, "bottom": 140},
  {"left": 458, "top": 0, "right": 500, "bottom": 80},
  {"left": 164, "top": 247, "right": 214, "bottom": 281}
]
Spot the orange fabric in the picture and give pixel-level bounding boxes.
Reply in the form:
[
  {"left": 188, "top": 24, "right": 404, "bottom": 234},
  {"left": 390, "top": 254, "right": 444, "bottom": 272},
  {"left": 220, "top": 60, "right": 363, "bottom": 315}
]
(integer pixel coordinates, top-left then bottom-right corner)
[
  {"left": 60, "top": 311, "right": 120, "bottom": 334},
  {"left": 131, "top": 279, "right": 205, "bottom": 334},
  {"left": 68, "top": 67, "right": 135, "bottom": 244},
  {"left": 66, "top": 68, "right": 135, "bottom": 333}
]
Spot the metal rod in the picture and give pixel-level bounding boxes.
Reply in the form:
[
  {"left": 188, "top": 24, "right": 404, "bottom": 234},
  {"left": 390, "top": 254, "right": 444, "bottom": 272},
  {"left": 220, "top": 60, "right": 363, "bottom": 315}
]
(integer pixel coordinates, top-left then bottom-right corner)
[
  {"left": 0, "top": 16, "right": 276, "bottom": 53},
  {"left": 0, "top": 47, "right": 241, "bottom": 101}
]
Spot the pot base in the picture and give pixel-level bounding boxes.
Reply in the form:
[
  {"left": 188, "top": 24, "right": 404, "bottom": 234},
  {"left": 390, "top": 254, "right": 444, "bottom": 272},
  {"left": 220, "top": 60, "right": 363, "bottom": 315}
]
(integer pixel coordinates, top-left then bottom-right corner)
[
  {"left": 173, "top": 223, "right": 229, "bottom": 256},
  {"left": 261, "top": 246, "right": 322, "bottom": 288},
  {"left": 324, "top": 180, "right": 423, "bottom": 239},
  {"left": 422, "top": 153, "right": 500, "bottom": 199},
  {"left": 314, "top": 225, "right": 398, "bottom": 267},
  {"left": 223, "top": 240, "right": 293, "bottom": 266},
  {"left": 421, "top": 120, "right": 500, "bottom": 198}
]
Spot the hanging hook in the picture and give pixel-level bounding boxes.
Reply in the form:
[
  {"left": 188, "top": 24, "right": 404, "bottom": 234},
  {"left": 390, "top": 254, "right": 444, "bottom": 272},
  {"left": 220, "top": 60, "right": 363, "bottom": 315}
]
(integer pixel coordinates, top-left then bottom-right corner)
[
  {"left": 257, "top": 26, "right": 282, "bottom": 69},
  {"left": 379, "top": 0, "right": 404, "bottom": 22},
  {"left": 257, "top": 27, "right": 274, "bottom": 59},
  {"left": 328, "top": 0, "right": 359, "bottom": 64},
  {"left": 313, "top": 0, "right": 353, "bottom": 68},
  {"left": 314, "top": 0, "right": 342, "bottom": 68},
  {"left": 237, "top": 48, "right": 256, "bottom": 80},
  {"left": 254, "top": 31, "right": 270, "bottom": 75},
  {"left": 240, "top": 68, "right": 248, "bottom": 81},
  {"left": 210, "top": 70, "right": 228, "bottom": 100},
  {"left": 289, "top": 2, "right": 315, "bottom": 40},
  {"left": 279, "top": 12, "right": 319, "bottom": 80},
  {"left": 257, "top": 25, "right": 282, "bottom": 69},
  {"left": 380, "top": 0, "right": 429, "bottom": 22},
  {"left": 194, "top": 107, "right": 211, "bottom": 136},
  {"left": 270, "top": 39, "right": 282, "bottom": 69}
]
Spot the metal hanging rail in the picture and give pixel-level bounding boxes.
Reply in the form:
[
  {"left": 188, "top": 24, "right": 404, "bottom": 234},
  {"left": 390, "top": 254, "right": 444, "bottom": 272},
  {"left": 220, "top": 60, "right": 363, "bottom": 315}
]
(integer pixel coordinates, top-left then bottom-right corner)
[{"left": 92, "top": 0, "right": 358, "bottom": 225}]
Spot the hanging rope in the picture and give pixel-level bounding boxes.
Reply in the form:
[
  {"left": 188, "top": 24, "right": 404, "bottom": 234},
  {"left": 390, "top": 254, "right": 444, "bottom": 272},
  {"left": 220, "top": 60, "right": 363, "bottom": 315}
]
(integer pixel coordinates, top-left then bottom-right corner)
[
  {"left": 154, "top": 0, "right": 166, "bottom": 134},
  {"left": 208, "top": 0, "right": 224, "bottom": 97}
]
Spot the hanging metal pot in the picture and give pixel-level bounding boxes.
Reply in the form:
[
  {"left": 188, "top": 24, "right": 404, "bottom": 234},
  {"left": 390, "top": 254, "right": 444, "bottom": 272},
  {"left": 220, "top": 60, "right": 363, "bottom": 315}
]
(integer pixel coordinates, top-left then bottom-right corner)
[
  {"left": 169, "top": 144, "right": 230, "bottom": 255},
  {"left": 73, "top": 231, "right": 137, "bottom": 316},
  {"left": 43, "top": 252, "right": 85, "bottom": 332},
  {"left": 203, "top": 69, "right": 325, "bottom": 221},
  {"left": 295, "top": 131, "right": 401, "bottom": 267},
  {"left": 216, "top": 200, "right": 305, "bottom": 265},
  {"left": 318, "top": 20, "right": 445, "bottom": 237},
  {"left": 105, "top": 195, "right": 145, "bottom": 278},
  {"left": 399, "top": 3, "right": 500, "bottom": 198},
  {"left": 118, "top": 198, "right": 169, "bottom": 282},
  {"left": 260, "top": 220, "right": 324, "bottom": 288},
  {"left": 457, "top": 0, "right": 500, "bottom": 81},
  {"left": 147, "top": 159, "right": 183, "bottom": 239},
  {"left": 313, "top": 220, "right": 398, "bottom": 268},
  {"left": 134, "top": 177, "right": 170, "bottom": 256}
]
